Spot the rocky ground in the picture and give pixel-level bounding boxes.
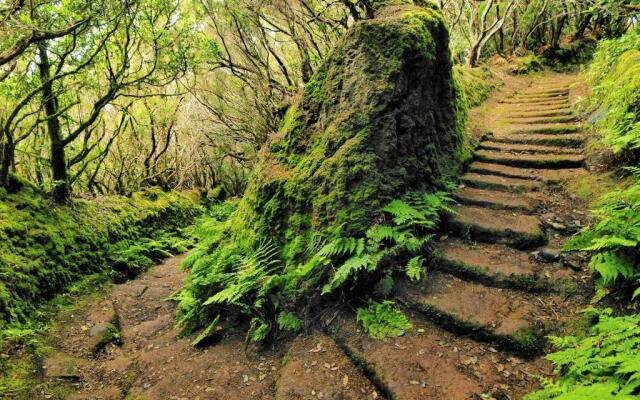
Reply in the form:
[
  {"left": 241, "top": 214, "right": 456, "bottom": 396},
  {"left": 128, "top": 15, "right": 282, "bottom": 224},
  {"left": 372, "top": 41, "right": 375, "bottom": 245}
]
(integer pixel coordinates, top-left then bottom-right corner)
[{"left": 23, "top": 71, "right": 594, "bottom": 400}]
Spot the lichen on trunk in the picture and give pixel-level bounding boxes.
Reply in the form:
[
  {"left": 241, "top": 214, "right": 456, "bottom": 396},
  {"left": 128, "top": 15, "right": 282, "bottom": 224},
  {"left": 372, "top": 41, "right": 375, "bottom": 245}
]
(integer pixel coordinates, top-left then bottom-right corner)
[{"left": 177, "top": 0, "right": 469, "bottom": 341}]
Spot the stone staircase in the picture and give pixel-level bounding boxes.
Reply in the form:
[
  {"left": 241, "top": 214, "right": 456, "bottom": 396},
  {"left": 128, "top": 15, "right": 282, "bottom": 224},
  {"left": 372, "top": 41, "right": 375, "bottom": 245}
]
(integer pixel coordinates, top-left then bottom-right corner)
[{"left": 323, "top": 76, "right": 587, "bottom": 399}]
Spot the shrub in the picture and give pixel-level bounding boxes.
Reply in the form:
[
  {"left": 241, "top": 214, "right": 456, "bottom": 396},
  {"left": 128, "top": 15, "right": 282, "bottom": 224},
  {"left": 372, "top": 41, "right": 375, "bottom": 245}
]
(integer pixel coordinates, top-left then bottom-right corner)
[{"left": 526, "top": 308, "right": 640, "bottom": 400}]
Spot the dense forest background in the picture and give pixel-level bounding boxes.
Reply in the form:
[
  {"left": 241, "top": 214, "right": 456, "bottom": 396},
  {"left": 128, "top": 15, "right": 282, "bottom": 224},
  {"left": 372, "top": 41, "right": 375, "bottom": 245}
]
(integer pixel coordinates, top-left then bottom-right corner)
[
  {"left": 1, "top": 0, "right": 637, "bottom": 201},
  {"left": 2, "top": 0, "right": 640, "bottom": 399}
]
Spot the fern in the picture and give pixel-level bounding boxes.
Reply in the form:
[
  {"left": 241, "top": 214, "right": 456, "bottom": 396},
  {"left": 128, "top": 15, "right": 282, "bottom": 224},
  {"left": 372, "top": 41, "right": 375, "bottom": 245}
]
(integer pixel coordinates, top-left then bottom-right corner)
[
  {"left": 277, "top": 312, "right": 302, "bottom": 332},
  {"left": 406, "top": 256, "right": 426, "bottom": 281},
  {"left": 356, "top": 301, "right": 412, "bottom": 339},
  {"left": 178, "top": 191, "right": 452, "bottom": 343},
  {"left": 322, "top": 191, "right": 453, "bottom": 295},
  {"left": 322, "top": 254, "right": 374, "bottom": 294},
  {"left": 202, "top": 240, "right": 280, "bottom": 305},
  {"left": 526, "top": 309, "right": 640, "bottom": 400},
  {"left": 565, "top": 178, "right": 640, "bottom": 291}
]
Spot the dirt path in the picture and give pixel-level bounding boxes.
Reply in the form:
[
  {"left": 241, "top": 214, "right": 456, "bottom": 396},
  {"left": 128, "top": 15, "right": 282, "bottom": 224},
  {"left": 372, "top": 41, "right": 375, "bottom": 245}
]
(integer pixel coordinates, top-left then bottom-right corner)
[{"left": 31, "top": 71, "right": 592, "bottom": 400}]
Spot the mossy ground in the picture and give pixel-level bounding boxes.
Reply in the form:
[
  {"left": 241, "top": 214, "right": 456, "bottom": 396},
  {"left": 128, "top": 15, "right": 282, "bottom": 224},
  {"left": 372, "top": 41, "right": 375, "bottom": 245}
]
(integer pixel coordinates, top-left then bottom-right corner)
[
  {"left": 0, "top": 179, "right": 200, "bottom": 329},
  {"left": 454, "top": 65, "right": 499, "bottom": 107}
]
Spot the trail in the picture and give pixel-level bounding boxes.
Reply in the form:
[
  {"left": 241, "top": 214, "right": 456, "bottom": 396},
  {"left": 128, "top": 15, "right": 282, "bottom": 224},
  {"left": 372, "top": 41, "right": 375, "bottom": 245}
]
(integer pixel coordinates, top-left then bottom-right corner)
[{"left": 32, "top": 71, "right": 592, "bottom": 400}]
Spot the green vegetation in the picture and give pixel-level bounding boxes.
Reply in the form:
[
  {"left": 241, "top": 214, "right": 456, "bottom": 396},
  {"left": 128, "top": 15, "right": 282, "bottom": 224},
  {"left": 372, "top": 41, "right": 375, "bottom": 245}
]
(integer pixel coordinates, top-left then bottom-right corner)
[
  {"left": 526, "top": 309, "right": 640, "bottom": 400},
  {"left": 356, "top": 301, "right": 412, "bottom": 339},
  {"left": 510, "top": 54, "right": 544, "bottom": 75},
  {"left": 454, "top": 65, "right": 499, "bottom": 107},
  {"left": 0, "top": 180, "right": 199, "bottom": 329},
  {"left": 177, "top": 190, "right": 453, "bottom": 342},
  {"left": 565, "top": 169, "right": 640, "bottom": 294},
  {"left": 566, "top": 28, "right": 640, "bottom": 294},
  {"left": 588, "top": 28, "right": 640, "bottom": 154}
]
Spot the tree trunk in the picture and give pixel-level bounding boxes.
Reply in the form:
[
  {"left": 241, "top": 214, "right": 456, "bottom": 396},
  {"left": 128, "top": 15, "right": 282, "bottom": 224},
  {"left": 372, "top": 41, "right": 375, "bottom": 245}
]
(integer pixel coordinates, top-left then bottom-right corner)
[
  {"left": 0, "top": 134, "right": 14, "bottom": 187},
  {"left": 37, "top": 43, "right": 69, "bottom": 202},
  {"left": 551, "top": 15, "right": 568, "bottom": 49}
]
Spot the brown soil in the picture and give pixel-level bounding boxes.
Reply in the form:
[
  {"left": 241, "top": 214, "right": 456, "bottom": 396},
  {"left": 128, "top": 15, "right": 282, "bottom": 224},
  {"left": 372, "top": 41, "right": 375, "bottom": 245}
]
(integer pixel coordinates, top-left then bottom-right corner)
[
  {"left": 21, "top": 70, "right": 595, "bottom": 400},
  {"left": 34, "top": 257, "right": 282, "bottom": 400}
]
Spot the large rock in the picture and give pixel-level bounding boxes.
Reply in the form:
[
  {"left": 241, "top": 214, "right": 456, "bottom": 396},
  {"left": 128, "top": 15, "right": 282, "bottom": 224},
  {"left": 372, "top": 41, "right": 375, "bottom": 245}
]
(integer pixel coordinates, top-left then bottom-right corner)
[
  {"left": 180, "top": 0, "right": 468, "bottom": 337},
  {"left": 234, "top": 1, "right": 467, "bottom": 260}
]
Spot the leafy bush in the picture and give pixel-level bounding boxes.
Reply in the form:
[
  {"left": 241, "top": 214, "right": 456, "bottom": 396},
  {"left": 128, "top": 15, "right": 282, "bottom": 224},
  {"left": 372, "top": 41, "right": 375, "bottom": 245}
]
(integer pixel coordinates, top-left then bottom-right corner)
[
  {"left": 176, "top": 191, "right": 453, "bottom": 343},
  {"left": 526, "top": 308, "right": 640, "bottom": 400},
  {"left": 356, "top": 300, "right": 412, "bottom": 339}
]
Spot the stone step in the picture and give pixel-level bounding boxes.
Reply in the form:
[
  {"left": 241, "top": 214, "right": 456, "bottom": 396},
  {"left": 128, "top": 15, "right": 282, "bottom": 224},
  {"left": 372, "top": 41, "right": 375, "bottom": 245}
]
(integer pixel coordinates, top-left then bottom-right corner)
[
  {"left": 489, "top": 133, "right": 585, "bottom": 146},
  {"left": 447, "top": 205, "right": 546, "bottom": 249},
  {"left": 478, "top": 141, "right": 582, "bottom": 155},
  {"left": 512, "top": 94, "right": 568, "bottom": 103},
  {"left": 433, "top": 240, "right": 564, "bottom": 292},
  {"left": 275, "top": 332, "right": 379, "bottom": 400},
  {"left": 468, "top": 162, "right": 587, "bottom": 184},
  {"left": 453, "top": 186, "right": 536, "bottom": 213},
  {"left": 330, "top": 314, "right": 530, "bottom": 399},
  {"left": 397, "top": 273, "right": 557, "bottom": 355},
  {"left": 507, "top": 115, "right": 578, "bottom": 125},
  {"left": 461, "top": 173, "right": 541, "bottom": 193},
  {"left": 508, "top": 124, "right": 582, "bottom": 135},
  {"left": 520, "top": 89, "right": 569, "bottom": 96},
  {"left": 499, "top": 98, "right": 570, "bottom": 106},
  {"left": 507, "top": 109, "right": 573, "bottom": 118},
  {"left": 476, "top": 150, "right": 585, "bottom": 169}
]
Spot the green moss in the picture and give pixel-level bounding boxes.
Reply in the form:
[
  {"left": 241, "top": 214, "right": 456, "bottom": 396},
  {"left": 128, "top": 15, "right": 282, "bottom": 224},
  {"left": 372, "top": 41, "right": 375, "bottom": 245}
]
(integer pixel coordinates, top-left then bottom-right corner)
[
  {"left": 510, "top": 54, "right": 543, "bottom": 75},
  {"left": 454, "top": 65, "right": 499, "bottom": 107}
]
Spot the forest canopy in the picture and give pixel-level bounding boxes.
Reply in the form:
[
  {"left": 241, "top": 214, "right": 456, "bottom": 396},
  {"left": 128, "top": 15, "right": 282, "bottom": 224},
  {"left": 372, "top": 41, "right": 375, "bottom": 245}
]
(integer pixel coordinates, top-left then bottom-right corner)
[{"left": 1, "top": 0, "right": 638, "bottom": 202}]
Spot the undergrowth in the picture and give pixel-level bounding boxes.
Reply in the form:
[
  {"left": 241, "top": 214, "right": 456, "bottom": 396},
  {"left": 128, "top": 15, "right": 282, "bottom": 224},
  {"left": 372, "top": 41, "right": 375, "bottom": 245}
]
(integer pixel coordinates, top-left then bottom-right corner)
[
  {"left": 356, "top": 300, "right": 412, "bottom": 339},
  {"left": 526, "top": 308, "right": 640, "bottom": 400},
  {"left": 454, "top": 65, "right": 499, "bottom": 107},
  {"left": 0, "top": 182, "right": 199, "bottom": 328},
  {"left": 0, "top": 187, "right": 201, "bottom": 397},
  {"left": 588, "top": 27, "right": 640, "bottom": 153},
  {"left": 176, "top": 191, "right": 453, "bottom": 343},
  {"left": 565, "top": 167, "right": 640, "bottom": 296}
]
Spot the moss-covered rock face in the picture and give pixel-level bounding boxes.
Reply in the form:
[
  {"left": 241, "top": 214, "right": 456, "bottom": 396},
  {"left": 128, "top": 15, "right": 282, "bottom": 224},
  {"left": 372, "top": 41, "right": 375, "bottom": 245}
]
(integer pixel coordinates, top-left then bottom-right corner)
[{"left": 234, "top": 3, "right": 467, "bottom": 261}]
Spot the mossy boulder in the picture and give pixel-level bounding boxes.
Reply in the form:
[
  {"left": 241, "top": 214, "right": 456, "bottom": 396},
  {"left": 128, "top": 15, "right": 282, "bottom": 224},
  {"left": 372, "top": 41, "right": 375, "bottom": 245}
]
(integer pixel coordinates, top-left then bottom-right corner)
[
  {"left": 178, "top": 1, "right": 468, "bottom": 339},
  {"left": 509, "top": 54, "right": 543, "bottom": 75},
  {"left": 234, "top": 2, "right": 467, "bottom": 258}
]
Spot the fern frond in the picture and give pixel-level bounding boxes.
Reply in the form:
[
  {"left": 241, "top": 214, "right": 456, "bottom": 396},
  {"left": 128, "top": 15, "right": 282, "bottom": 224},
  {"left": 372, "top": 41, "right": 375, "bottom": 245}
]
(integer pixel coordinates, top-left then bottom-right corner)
[
  {"left": 406, "top": 256, "right": 426, "bottom": 281},
  {"left": 322, "top": 254, "right": 372, "bottom": 294}
]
